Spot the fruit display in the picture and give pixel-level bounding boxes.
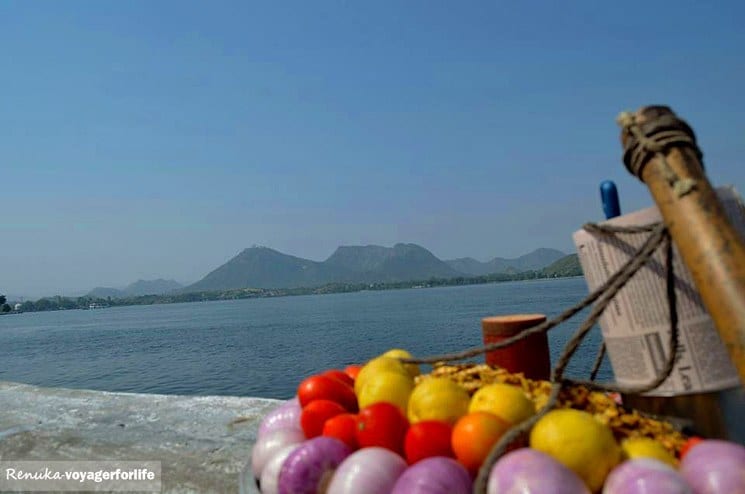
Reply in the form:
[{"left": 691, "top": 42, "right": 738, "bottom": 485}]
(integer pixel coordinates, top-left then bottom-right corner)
[{"left": 250, "top": 349, "right": 745, "bottom": 493}]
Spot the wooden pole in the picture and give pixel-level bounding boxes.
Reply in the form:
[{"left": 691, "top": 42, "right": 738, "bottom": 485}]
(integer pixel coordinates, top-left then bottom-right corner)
[{"left": 619, "top": 105, "right": 745, "bottom": 384}]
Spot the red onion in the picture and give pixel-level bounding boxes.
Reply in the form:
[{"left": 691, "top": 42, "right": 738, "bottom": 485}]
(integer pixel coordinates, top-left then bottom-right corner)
[
  {"left": 390, "top": 457, "right": 472, "bottom": 494},
  {"left": 603, "top": 458, "right": 692, "bottom": 494},
  {"left": 680, "top": 440, "right": 745, "bottom": 494},
  {"left": 326, "top": 447, "right": 407, "bottom": 494},
  {"left": 251, "top": 427, "right": 305, "bottom": 478},
  {"left": 488, "top": 448, "right": 590, "bottom": 494},
  {"left": 260, "top": 444, "right": 301, "bottom": 494},
  {"left": 278, "top": 436, "right": 351, "bottom": 494},
  {"left": 258, "top": 398, "right": 302, "bottom": 439}
]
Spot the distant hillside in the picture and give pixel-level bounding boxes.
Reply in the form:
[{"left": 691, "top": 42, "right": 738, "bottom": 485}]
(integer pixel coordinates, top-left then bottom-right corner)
[
  {"left": 87, "top": 279, "right": 183, "bottom": 299},
  {"left": 325, "top": 245, "right": 395, "bottom": 272},
  {"left": 125, "top": 279, "right": 183, "bottom": 296},
  {"left": 540, "top": 254, "right": 582, "bottom": 278},
  {"left": 445, "top": 248, "right": 566, "bottom": 276},
  {"left": 185, "top": 243, "right": 462, "bottom": 292},
  {"left": 186, "top": 247, "right": 354, "bottom": 291},
  {"left": 87, "top": 287, "right": 126, "bottom": 299}
]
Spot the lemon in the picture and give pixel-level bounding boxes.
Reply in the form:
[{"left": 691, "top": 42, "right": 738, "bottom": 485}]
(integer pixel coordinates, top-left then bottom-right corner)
[
  {"left": 468, "top": 383, "right": 535, "bottom": 425},
  {"left": 621, "top": 437, "right": 677, "bottom": 467},
  {"left": 407, "top": 377, "right": 470, "bottom": 425},
  {"left": 354, "top": 356, "right": 410, "bottom": 395},
  {"left": 358, "top": 370, "right": 414, "bottom": 411},
  {"left": 530, "top": 409, "right": 620, "bottom": 492},
  {"left": 381, "top": 348, "right": 420, "bottom": 378}
]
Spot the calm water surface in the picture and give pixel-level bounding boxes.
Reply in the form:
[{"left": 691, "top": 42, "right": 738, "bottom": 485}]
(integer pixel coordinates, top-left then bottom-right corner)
[{"left": 0, "top": 278, "right": 611, "bottom": 399}]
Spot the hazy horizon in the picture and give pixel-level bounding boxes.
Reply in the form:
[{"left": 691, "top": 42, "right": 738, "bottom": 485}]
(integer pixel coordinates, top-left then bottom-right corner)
[{"left": 3, "top": 1, "right": 744, "bottom": 298}]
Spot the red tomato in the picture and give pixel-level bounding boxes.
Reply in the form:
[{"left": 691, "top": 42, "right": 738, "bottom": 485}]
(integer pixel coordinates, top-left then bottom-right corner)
[
  {"left": 679, "top": 436, "right": 704, "bottom": 459},
  {"left": 301, "top": 399, "right": 347, "bottom": 438},
  {"left": 297, "top": 374, "right": 358, "bottom": 412},
  {"left": 344, "top": 365, "right": 362, "bottom": 381},
  {"left": 357, "top": 402, "right": 409, "bottom": 455},
  {"left": 404, "top": 420, "right": 454, "bottom": 464},
  {"left": 322, "top": 413, "right": 359, "bottom": 450},
  {"left": 322, "top": 369, "right": 355, "bottom": 387}
]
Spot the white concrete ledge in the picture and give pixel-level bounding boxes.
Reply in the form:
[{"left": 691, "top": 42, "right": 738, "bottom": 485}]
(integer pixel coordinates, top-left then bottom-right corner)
[{"left": 0, "top": 381, "right": 281, "bottom": 493}]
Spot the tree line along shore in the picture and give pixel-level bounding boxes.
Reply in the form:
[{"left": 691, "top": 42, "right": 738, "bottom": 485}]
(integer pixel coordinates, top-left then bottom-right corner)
[{"left": 7, "top": 256, "right": 582, "bottom": 314}]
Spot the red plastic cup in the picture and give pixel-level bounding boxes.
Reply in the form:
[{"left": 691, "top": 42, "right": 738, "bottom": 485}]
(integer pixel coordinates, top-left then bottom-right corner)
[{"left": 481, "top": 314, "right": 551, "bottom": 380}]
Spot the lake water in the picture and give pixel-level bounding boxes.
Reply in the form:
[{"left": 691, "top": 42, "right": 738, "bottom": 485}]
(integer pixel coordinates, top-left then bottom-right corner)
[{"left": 0, "top": 278, "right": 612, "bottom": 399}]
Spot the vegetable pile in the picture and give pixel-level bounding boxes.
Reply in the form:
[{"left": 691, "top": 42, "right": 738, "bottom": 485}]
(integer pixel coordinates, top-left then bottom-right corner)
[{"left": 251, "top": 348, "right": 745, "bottom": 493}]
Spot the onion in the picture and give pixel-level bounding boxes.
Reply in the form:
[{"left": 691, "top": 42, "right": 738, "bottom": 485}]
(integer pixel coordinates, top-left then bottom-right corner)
[
  {"left": 488, "top": 448, "right": 590, "bottom": 494},
  {"left": 258, "top": 398, "right": 303, "bottom": 439},
  {"left": 251, "top": 427, "right": 306, "bottom": 478},
  {"left": 260, "top": 444, "right": 301, "bottom": 494},
  {"left": 390, "top": 457, "right": 472, "bottom": 494},
  {"left": 680, "top": 439, "right": 745, "bottom": 494},
  {"left": 278, "top": 436, "right": 351, "bottom": 494},
  {"left": 326, "top": 447, "right": 407, "bottom": 494},
  {"left": 603, "top": 458, "right": 692, "bottom": 494}
]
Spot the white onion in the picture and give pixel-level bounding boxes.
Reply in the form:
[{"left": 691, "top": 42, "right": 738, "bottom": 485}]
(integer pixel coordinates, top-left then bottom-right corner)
[
  {"left": 260, "top": 444, "right": 301, "bottom": 494},
  {"left": 326, "top": 447, "right": 407, "bottom": 494},
  {"left": 258, "top": 398, "right": 302, "bottom": 439},
  {"left": 251, "top": 427, "right": 305, "bottom": 478},
  {"left": 603, "top": 458, "right": 692, "bottom": 494},
  {"left": 488, "top": 448, "right": 590, "bottom": 494},
  {"left": 680, "top": 440, "right": 745, "bottom": 494}
]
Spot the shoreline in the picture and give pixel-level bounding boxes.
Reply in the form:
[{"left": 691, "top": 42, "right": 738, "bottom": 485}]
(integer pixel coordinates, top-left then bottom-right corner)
[{"left": 12, "top": 273, "right": 584, "bottom": 315}]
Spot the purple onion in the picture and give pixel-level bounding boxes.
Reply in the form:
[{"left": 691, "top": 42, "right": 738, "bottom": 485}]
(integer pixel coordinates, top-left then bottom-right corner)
[
  {"left": 251, "top": 427, "right": 305, "bottom": 478},
  {"left": 326, "top": 447, "right": 408, "bottom": 494},
  {"left": 258, "top": 398, "right": 302, "bottom": 439},
  {"left": 488, "top": 448, "right": 590, "bottom": 494},
  {"left": 680, "top": 440, "right": 745, "bottom": 494},
  {"left": 391, "top": 457, "right": 472, "bottom": 494},
  {"left": 260, "top": 444, "right": 301, "bottom": 494},
  {"left": 278, "top": 436, "right": 351, "bottom": 494},
  {"left": 603, "top": 458, "right": 692, "bottom": 494}
]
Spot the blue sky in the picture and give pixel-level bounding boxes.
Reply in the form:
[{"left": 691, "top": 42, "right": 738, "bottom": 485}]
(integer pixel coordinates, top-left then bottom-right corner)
[{"left": 2, "top": 1, "right": 744, "bottom": 297}]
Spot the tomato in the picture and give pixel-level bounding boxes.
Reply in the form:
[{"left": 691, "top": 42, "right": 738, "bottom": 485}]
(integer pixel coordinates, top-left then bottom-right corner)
[
  {"left": 300, "top": 399, "right": 346, "bottom": 438},
  {"left": 297, "top": 374, "right": 358, "bottom": 412},
  {"left": 679, "top": 436, "right": 704, "bottom": 460},
  {"left": 404, "top": 420, "right": 454, "bottom": 464},
  {"left": 357, "top": 402, "right": 409, "bottom": 455},
  {"left": 322, "top": 369, "right": 355, "bottom": 387},
  {"left": 322, "top": 413, "right": 359, "bottom": 450},
  {"left": 344, "top": 364, "right": 362, "bottom": 381},
  {"left": 452, "top": 411, "right": 511, "bottom": 474}
]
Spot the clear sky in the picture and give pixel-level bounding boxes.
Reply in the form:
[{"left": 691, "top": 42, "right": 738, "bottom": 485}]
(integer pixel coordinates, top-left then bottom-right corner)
[{"left": 2, "top": 1, "right": 744, "bottom": 298}]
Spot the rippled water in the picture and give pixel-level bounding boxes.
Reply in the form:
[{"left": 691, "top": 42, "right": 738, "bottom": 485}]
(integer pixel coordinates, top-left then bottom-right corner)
[{"left": 0, "top": 278, "right": 611, "bottom": 399}]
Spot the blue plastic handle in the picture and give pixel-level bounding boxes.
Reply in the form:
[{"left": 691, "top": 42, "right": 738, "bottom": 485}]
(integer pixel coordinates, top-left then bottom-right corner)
[{"left": 600, "top": 181, "right": 621, "bottom": 219}]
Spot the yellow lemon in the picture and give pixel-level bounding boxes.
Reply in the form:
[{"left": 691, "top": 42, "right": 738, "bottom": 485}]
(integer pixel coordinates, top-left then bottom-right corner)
[
  {"left": 358, "top": 370, "right": 414, "bottom": 411},
  {"left": 354, "top": 356, "right": 410, "bottom": 395},
  {"left": 381, "top": 348, "right": 420, "bottom": 378},
  {"left": 407, "top": 377, "right": 470, "bottom": 425},
  {"left": 621, "top": 437, "right": 677, "bottom": 467},
  {"left": 530, "top": 409, "right": 620, "bottom": 492},
  {"left": 468, "top": 383, "right": 535, "bottom": 425}
]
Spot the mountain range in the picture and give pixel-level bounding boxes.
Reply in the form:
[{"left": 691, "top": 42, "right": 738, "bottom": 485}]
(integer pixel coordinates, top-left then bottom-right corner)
[
  {"left": 85, "top": 245, "right": 572, "bottom": 297},
  {"left": 182, "top": 244, "right": 568, "bottom": 292},
  {"left": 87, "top": 279, "right": 183, "bottom": 299}
]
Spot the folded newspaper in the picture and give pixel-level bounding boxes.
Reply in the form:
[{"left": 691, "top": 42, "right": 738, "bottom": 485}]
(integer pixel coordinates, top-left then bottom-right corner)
[{"left": 573, "top": 186, "right": 744, "bottom": 396}]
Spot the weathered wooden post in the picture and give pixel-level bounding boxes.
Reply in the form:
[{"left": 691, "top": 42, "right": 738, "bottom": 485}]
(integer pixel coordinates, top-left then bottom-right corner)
[{"left": 617, "top": 105, "right": 745, "bottom": 439}]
